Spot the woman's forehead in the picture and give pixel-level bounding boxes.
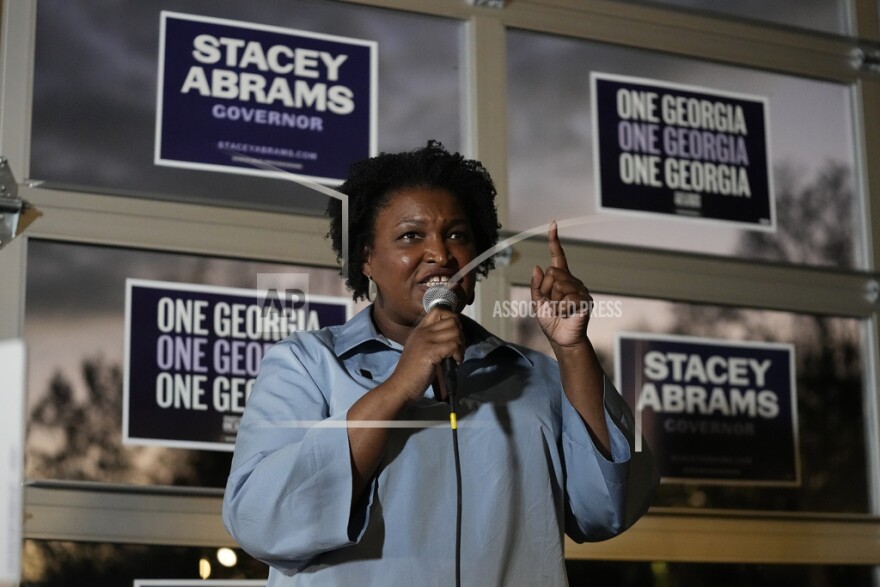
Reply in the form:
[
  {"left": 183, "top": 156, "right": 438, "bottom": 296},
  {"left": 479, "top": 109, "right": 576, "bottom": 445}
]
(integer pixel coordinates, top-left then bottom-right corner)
[{"left": 377, "top": 187, "right": 468, "bottom": 222}]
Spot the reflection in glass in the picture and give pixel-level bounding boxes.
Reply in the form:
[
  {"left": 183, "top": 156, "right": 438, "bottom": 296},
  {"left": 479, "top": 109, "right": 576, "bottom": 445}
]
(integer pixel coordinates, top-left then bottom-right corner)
[
  {"left": 511, "top": 287, "right": 869, "bottom": 513},
  {"left": 24, "top": 240, "right": 366, "bottom": 488},
  {"left": 623, "top": 0, "right": 851, "bottom": 36},
  {"left": 22, "top": 541, "right": 267, "bottom": 585},
  {"left": 507, "top": 30, "right": 861, "bottom": 269},
  {"left": 565, "top": 560, "right": 873, "bottom": 587},
  {"left": 20, "top": 540, "right": 875, "bottom": 586},
  {"left": 31, "top": 0, "right": 462, "bottom": 213}
]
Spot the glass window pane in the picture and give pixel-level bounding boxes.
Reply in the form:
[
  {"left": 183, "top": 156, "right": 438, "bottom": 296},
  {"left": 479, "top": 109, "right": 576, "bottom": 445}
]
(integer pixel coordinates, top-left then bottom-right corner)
[
  {"left": 510, "top": 286, "right": 870, "bottom": 513},
  {"left": 622, "top": 0, "right": 852, "bottom": 36},
  {"left": 507, "top": 30, "right": 861, "bottom": 270},
  {"left": 22, "top": 541, "right": 267, "bottom": 585},
  {"left": 565, "top": 560, "right": 875, "bottom": 587},
  {"left": 20, "top": 541, "right": 878, "bottom": 586},
  {"left": 31, "top": 0, "right": 462, "bottom": 213},
  {"left": 24, "top": 239, "right": 366, "bottom": 487}
]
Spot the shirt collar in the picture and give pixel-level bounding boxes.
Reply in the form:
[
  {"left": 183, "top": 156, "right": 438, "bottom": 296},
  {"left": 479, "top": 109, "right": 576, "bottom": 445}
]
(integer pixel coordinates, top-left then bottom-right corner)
[
  {"left": 333, "top": 305, "right": 532, "bottom": 366},
  {"left": 461, "top": 315, "right": 532, "bottom": 365},
  {"left": 333, "top": 306, "right": 401, "bottom": 356}
]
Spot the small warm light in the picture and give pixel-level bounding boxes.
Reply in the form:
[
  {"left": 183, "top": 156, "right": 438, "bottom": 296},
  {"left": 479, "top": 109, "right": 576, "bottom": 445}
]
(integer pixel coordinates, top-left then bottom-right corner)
[
  {"left": 217, "top": 547, "right": 238, "bottom": 567},
  {"left": 199, "top": 557, "right": 212, "bottom": 579}
]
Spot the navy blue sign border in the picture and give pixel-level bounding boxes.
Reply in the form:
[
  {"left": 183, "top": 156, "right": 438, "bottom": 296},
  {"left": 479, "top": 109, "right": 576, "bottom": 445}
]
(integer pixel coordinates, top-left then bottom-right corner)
[
  {"left": 154, "top": 11, "right": 378, "bottom": 185},
  {"left": 615, "top": 331, "right": 800, "bottom": 486},
  {"left": 592, "top": 72, "right": 776, "bottom": 231},
  {"left": 123, "top": 279, "right": 353, "bottom": 452}
]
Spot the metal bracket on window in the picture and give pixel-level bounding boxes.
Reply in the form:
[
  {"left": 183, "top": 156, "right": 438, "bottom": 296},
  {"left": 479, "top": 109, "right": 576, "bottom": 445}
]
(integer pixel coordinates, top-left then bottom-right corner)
[
  {"left": 852, "top": 46, "right": 880, "bottom": 74},
  {"left": 0, "top": 157, "right": 41, "bottom": 250},
  {"left": 467, "top": 0, "right": 507, "bottom": 8},
  {"left": 865, "top": 279, "right": 880, "bottom": 305}
]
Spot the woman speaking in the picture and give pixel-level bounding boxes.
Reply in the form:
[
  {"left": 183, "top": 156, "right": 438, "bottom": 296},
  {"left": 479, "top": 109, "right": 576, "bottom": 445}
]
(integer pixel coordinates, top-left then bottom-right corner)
[{"left": 222, "top": 141, "right": 658, "bottom": 586}]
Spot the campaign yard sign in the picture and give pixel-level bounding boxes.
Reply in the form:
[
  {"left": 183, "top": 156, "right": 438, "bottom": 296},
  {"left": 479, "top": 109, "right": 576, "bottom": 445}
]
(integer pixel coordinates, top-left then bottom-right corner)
[
  {"left": 616, "top": 332, "right": 799, "bottom": 485},
  {"left": 592, "top": 72, "right": 774, "bottom": 230},
  {"left": 124, "top": 279, "right": 352, "bottom": 451},
  {"left": 155, "top": 11, "right": 377, "bottom": 184}
]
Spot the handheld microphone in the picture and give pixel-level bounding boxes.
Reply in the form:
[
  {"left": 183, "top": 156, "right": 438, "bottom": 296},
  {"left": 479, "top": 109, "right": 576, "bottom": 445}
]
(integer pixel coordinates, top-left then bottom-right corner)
[
  {"left": 422, "top": 285, "right": 459, "bottom": 392},
  {"left": 423, "top": 284, "right": 463, "bottom": 587},
  {"left": 422, "top": 283, "right": 459, "bottom": 313}
]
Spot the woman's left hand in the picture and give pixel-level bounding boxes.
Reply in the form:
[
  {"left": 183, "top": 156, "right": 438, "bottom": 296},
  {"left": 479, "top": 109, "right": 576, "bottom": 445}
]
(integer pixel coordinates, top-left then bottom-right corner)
[{"left": 530, "top": 221, "right": 592, "bottom": 348}]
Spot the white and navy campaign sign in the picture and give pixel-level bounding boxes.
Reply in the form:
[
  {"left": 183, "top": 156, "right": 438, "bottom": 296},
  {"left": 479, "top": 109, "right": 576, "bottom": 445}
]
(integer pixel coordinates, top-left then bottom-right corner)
[
  {"left": 616, "top": 332, "right": 799, "bottom": 485},
  {"left": 592, "top": 73, "right": 774, "bottom": 229},
  {"left": 124, "top": 279, "right": 352, "bottom": 451},
  {"left": 155, "top": 12, "right": 377, "bottom": 184}
]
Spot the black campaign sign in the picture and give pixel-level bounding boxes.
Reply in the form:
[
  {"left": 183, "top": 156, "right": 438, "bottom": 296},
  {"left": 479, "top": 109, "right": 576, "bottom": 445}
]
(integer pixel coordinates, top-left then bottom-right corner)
[
  {"left": 124, "top": 279, "right": 350, "bottom": 451},
  {"left": 592, "top": 73, "right": 774, "bottom": 229},
  {"left": 616, "top": 332, "right": 799, "bottom": 485},
  {"left": 156, "top": 11, "right": 377, "bottom": 184}
]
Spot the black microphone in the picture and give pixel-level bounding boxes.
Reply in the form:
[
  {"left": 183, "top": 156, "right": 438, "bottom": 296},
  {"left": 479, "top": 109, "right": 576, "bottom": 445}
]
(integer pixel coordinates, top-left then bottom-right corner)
[{"left": 422, "top": 285, "right": 459, "bottom": 393}]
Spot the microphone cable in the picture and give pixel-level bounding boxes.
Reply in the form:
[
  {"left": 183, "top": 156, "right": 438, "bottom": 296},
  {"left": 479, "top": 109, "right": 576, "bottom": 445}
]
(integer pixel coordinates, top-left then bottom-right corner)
[
  {"left": 423, "top": 284, "right": 464, "bottom": 587},
  {"left": 445, "top": 365, "right": 462, "bottom": 587}
]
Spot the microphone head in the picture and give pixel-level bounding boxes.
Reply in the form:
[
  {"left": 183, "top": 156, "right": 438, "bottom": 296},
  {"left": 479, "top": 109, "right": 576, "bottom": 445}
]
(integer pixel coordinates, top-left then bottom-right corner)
[{"left": 423, "top": 284, "right": 459, "bottom": 313}]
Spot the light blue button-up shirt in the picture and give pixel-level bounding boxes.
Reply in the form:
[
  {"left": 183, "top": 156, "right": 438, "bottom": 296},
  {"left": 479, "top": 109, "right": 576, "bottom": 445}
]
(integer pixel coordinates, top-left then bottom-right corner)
[{"left": 223, "top": 307, "right": 657, "bottom": 586}]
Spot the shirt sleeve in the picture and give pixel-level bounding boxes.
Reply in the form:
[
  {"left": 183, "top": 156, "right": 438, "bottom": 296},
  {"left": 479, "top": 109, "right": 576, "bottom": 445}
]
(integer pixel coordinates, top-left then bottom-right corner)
[
  {"left": 561, "top": 375, "right": 660, "bottom": 543},
  {"left": 222, "top": 338, "right": 374, "bottom": 572}
]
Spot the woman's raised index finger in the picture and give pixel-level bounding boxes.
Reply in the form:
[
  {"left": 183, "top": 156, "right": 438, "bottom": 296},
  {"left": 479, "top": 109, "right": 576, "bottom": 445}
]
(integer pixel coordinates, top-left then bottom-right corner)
[{"left": 548, "top": 220, "right": 569, "bottom": 271}]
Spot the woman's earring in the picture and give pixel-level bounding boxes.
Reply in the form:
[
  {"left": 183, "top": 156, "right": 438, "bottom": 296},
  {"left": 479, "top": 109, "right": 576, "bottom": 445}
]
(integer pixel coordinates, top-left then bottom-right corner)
[{"left": 367, "top": 276, "right": 378, "bottom": 302}]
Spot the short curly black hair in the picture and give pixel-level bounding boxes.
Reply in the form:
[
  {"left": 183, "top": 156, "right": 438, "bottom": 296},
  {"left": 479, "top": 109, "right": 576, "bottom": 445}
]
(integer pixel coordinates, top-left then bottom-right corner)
[{"left": 327, "top": 140, "right": 500, "bottom": 301}]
